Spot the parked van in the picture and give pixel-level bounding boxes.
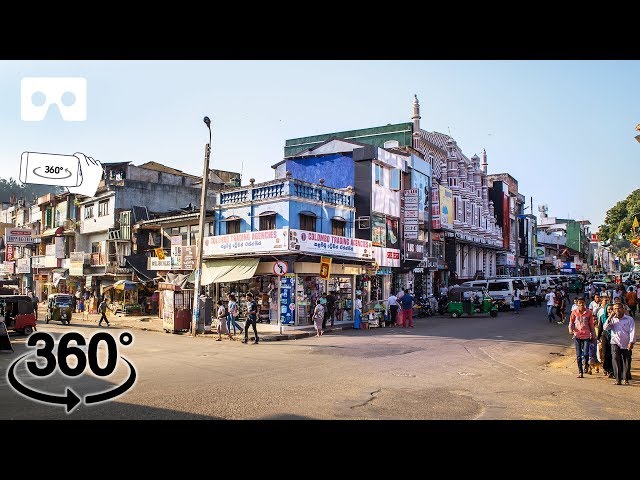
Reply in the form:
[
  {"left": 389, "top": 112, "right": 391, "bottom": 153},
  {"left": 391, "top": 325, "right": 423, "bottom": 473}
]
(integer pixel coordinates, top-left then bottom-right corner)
[
  {"left": 460, "top": 280, "right": 489, "bottom": 289},
  {"left": 486, "top": 278, "right": 527, "bottom": 309}
]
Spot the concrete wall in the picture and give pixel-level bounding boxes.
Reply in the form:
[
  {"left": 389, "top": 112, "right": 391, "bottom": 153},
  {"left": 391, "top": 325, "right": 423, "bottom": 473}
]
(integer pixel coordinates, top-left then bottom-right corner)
[
  {"left": 80, "top": 196, "right": 115, "bottom": 234},
  {"left": 112, "top": 181, "right": 214, "bottom": 212},
  {"left": 371, "top": 163, "right": 401, "bottom": 217},
  {"left": 281, "top": 154, "right": 355, "bottom": 189},
  {"left": 75, "top": 232, "right": 107, "bottom": 255},
  {"left": 124, "top": 165, "right": 198, "bottom": 187}
]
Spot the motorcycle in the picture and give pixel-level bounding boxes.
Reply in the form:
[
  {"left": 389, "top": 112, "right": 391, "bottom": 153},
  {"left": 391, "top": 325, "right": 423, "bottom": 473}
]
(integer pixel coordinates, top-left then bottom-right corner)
[
  {"left": 437, "top": 295, "right": 449, "bottom": 315},
  {"left": 414, "top": 295, "right": 434, "bottom": 317}
]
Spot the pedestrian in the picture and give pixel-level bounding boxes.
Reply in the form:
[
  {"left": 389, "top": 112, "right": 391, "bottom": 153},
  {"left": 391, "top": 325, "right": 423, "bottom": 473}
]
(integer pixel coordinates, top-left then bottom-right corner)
[
  {"left": 320, "top": 293, "right": 329, "bottom": 330},
  {"left": 588, "top": 294, "right": 601, "bottom": 316},
  {"left": 513, "top": 288, "right": 521, "bottom": 314},
  {"left": 597, "top": 300, "right": 615, "bottom": 377},
  {"left": 545, "top": 287, "right": 556, "bottom": 323},
  {"left": 226, "top": 294, "right": 243, "bottom": 336},
  {"left": 326, "top": 291, "right": 336, "bottom": 327},
  {"left": 568, "top": 297, "right": 595, "bottom": 378},
  {"left": 354, "top": 295, "right": 363, "bottom": 329},
  {"left": 241, "top": 293, "right": 259, "bottom": 344},
  {"left": 571, "top": 297, "right": 579, "bottom": 313},
  {"left": 399, "top": 289, "right": 415, "bottom": 328},
  {"left": 626, "top": 286, "right": 637, "bottom": 316},
  {"left": 312, "top": 300, "right": 325, "bottom": 336},
  {"left": 70, "top": 291, "right": 77, "bottom": 314},
  {"left": 98, "top": 298, "right": 111, "bottom": 327},
  {"left": 215, "top": 300, "right": 232, "bottom": 341},
  {"left": 604, "top": 303, "right": 636, "bottom": 385},
  {"left": 387, "top": 292, "right": 399, "bottom": 327},
  {"left": 556, "top": 288, "right": 567, "bottom": 324}
]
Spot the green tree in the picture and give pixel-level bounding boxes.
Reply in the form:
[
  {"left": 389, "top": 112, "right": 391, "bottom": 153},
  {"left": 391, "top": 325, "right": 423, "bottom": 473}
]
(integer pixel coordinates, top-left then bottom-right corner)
[
  {"left": 0, "top": 177, "right": 62, "bottom": 204},
  {"left": 599, "top": 188, "right": 640, "bottom": 243}
]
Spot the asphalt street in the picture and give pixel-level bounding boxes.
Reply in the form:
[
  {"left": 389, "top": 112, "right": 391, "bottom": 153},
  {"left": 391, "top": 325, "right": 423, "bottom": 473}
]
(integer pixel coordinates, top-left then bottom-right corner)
[{"left": 1, "top": 299, "right": 638, "bottom": 420}]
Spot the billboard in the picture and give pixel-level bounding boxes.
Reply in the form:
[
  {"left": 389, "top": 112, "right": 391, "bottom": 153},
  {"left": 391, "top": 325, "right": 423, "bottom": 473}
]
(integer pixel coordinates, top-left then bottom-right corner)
[
  {"left": 202, "top": 229, "right": 289, "bottom": 256},
  {"left": 431, "top": 186, "right": 440, "bottom": 229},
  {"left": 439, "top": 185, "right": 453, "bottom": 229},
  {"left": 5, "top": 228, "right": 35, "bottom": 245},
  {"left": 402, "top": 189, "right": 418, "bottom": 240}
]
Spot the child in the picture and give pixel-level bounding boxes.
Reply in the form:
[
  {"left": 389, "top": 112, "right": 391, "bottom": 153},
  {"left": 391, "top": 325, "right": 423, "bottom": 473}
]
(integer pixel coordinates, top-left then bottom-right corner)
[{"left": 587, "top": 338, "right": 601, "bottom": 374}]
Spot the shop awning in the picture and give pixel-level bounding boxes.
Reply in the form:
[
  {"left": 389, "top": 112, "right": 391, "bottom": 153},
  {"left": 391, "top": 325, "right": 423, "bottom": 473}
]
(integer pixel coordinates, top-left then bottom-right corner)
[
  {"left": 187, "top": 258, "right": 259, "bottom": 286},
  {"left": 125, "top": 254, "right": 155, "bottom": 282}
]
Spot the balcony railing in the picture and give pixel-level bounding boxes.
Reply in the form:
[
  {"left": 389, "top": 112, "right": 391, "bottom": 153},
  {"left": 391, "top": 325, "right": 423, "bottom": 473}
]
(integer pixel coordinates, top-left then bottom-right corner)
[
  {"left": 219, "top": 178, "right": 354, "bottom": 207},
  {"left": 90, "top": 253, "right": 107, "bottom": 266}
]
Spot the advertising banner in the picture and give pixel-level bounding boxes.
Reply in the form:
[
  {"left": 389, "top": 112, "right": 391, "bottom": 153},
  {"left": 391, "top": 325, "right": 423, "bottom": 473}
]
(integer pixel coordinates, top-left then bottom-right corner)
[
  {"left": 373, "top": 247, "right": 401, "bottom": 268},
  {"left": 1, "top": 261, "right": 15, "bottom": 275},
  {"left": 386, "top": 217, "right": 399, "bottom": 249},
  {"left": 69, "top": 262, "right": 84, "bottom": 276},
  {"left": 431, "top": 186, "right": 441, "bottom": 229},
  {"left": 148, "top": 257, "right": 172, "bottom": 270},
  {"left": 288, "top": 229, "right": 373, "bottom": 260},
  {"left": 180, "top": 245, "right": 197, "bottom": 271},
  {"left": 55, "top": 236, "right": 64, "bottom": 258},
  {"left": 439, "top": 185, "right": 453, "bottom": 229},
  {"left": 171, "top": 235, "right": 182, "bottom": 268},
  {"left": 70, "top": 251, "right": 85, "bottom": 263},
  {"left": 4, "top": 228, "right": 35, "bottom": 245},
  {"left": 371, "top": 215, "right": 386, "bottom": 246},
  {"left": 31, "top": 256, "right": 46, "bottom": 269},
  {"left": 280, "top": 274, "right": 295, "bottom": 325},
  {"left": 5, "top": 244, "right": 14, "bottom": 262},
  {"left": 202, "top": 229, "right": 289, "bottom": 256}
]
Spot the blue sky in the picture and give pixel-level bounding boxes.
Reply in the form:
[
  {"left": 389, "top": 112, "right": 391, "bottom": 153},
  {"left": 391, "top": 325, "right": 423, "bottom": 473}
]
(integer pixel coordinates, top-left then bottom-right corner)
[{"left": 0, "top": 60, "right": 638, "bottom": 229}]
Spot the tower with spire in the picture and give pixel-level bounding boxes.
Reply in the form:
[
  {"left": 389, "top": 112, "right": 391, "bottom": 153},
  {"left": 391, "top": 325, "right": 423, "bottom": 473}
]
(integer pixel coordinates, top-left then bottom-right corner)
[{"left": 412, "top": 94, "right": 421, "bottom": 132}]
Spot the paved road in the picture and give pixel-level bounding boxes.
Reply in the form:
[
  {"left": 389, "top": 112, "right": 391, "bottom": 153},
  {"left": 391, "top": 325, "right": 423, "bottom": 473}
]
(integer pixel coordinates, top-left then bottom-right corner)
[{"left": 1, "top": 300, "right": 638, "bottom": 419}]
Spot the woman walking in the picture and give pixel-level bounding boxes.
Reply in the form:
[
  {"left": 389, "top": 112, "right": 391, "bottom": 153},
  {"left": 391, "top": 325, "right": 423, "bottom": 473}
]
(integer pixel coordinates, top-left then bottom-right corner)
[
  {"left": 597, "top": 300, "right": 615, "bottom": 378},
  {"left": 216, "top": 300, "right": 232, "bottom": 341},
  {"left": 226, "top": 294, "right": 244, "bottom": 336},
  {"left": 312, "top": 300, "right": 325, "bottom": 337}
]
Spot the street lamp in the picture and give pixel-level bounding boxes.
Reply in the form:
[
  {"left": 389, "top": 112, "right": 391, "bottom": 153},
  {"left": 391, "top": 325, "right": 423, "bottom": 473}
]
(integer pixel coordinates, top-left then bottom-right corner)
[{"left": 191, "top": 116, "right": 212, "bottom": 337}]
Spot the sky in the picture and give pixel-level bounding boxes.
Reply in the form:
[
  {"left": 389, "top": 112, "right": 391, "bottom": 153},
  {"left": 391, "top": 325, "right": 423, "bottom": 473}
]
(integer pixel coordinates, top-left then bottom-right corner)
[{"left": 0, "top": 60, "right": 638, "bottom": 230}]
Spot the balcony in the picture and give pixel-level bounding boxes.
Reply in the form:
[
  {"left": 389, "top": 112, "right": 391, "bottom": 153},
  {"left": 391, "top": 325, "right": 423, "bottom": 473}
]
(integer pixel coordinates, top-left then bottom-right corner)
[
  {"left": 219, "top": 178, "right": 354, "bottom": 208},
  {"left": 90, "top": 253, "right": 107, "bottom": 266},
  {"left": 105, "top": 261, "right": 132, "bottom": 275}
]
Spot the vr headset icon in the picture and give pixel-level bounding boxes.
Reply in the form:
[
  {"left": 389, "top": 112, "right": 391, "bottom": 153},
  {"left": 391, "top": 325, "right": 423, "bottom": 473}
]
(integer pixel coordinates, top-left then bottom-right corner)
[{"left": 21, "top": 77, "right": 87, "bottom": 121}]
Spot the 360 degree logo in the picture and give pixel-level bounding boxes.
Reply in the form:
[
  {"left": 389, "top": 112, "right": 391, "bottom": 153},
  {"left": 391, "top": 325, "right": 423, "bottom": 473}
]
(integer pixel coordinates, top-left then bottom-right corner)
[{"left": 6, "top": 331, "right": 137, "bottom": 413}]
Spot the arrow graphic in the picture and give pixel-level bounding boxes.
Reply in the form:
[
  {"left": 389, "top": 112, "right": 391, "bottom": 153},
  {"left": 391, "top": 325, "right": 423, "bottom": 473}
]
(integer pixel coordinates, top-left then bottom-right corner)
[
  {"left": 7, "top": 354, "right": 81, "bottom": 413},
  {"left": 84, "top": 357, "right": 137, "bottom": 405},
  {"left": 33, "top": 167, "right": 73, "bottom": 180}
]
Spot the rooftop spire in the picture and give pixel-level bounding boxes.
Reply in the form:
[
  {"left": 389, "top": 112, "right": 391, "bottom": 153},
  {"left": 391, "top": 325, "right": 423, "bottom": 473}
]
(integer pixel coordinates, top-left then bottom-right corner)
[
  {"left": 481, "top": 148, "right": 488, "bottom": 174},
  {"left": 412, "top": 94, "right": 421, "bottom": 132}
]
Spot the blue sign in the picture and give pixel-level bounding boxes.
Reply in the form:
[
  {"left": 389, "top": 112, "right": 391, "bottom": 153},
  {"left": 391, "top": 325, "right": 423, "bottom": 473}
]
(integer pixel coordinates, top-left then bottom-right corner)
[{"left": 280, "top": 274, "right": 295, "bottom": 325}]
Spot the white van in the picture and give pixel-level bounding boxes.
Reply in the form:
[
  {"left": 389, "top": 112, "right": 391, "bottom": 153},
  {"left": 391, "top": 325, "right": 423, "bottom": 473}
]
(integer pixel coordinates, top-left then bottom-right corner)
[
  {"left": 486, "top": 278, "right": 527, "bottom": 309},
  {"left": 460, "top": 280, "right": 489, "bottom": 289}
]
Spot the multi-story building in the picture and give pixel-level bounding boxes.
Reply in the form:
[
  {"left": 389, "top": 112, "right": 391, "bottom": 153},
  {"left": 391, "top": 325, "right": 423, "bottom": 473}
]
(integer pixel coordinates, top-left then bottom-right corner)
[{"left": 536, "top": 208, "right": 591, "bottom": 274}]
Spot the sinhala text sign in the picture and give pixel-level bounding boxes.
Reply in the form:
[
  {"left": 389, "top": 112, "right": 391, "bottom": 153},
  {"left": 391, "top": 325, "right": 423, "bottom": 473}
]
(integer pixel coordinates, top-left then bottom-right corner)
[{"left": 202, "top": 229, "right": 289, "bottom": 256}]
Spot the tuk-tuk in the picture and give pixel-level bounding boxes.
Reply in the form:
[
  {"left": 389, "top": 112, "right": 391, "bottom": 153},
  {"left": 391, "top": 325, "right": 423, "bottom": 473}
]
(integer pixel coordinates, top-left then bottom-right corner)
[
  {"left": 445, "top": 286, "right": 498, "bottom": 318},
  {"left": 45, "top": 293, "right": 74, "bottom": 325},
  {"left": 0, "top": 295, "right": 37, "bottom": 335}
]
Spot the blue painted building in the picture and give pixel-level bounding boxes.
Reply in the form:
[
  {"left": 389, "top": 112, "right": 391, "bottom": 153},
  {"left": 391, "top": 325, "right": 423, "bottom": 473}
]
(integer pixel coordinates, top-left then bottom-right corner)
[{"left": 216, "top": 174, "right": 355, "bottom": 237}]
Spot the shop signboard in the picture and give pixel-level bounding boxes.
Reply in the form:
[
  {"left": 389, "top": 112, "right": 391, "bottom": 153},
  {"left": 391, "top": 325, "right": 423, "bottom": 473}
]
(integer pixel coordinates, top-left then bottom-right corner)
[
  {"left": 171, "top": 236, "right": 182, "bottom": 268},
  {"left": 180, "top": 245, "right": 197, "bottom": 271},
  {"left": 404, "top": 239, "right": 425, "bottom": 260},
  {"left": 16, "top": 258, "right": 31, "bottom": 274},
  {"left": 280, "top": 274, "right": 295, "bottom": 325},
  {"left": 148, "top": 257, "right": 172, "bottom": 270},
  {"left": 289, "top": 229, "right": 373, "bottom": 260},
  {"left": 55, "top": 236, "right": 65, "bottom": 258},
  {"left": 5, "top": 244, "right": 14, "bottom": 262},
  {"left": 403, "top": 189, "right": 419, "bottom": 240},
  {"left": 162, "top": 291, "right": 175, "bottom": 332},
  {"left": 4, "top": 228, "right": 35, "bottom": 245},
  {"left": 1, "top": 261, "right": 14, "bottom": 275},
  {"left": 431, "top": 186, "right": 441, "bottom": 230},
  {"left": 70, "top": 251, "right": 85, "bottom": 263},
  {"left": 31, "top": 256, "right": 46, "bottom": 269},
  {"left": 373, "top": 247, "right": 401, "bottom": 268},
  {"left": 319, "top": 256, "right": 332, "bottom": 280},
  {"left": 203, "top": 228, "right": 289, "bottom": 256},
  {"left": 45, "top": 244, "right": 56, "bottom": 257}
]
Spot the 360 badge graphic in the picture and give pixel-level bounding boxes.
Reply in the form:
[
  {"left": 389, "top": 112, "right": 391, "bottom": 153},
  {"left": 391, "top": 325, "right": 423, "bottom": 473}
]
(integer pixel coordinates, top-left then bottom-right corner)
[{"left": 6, "top": 331, "right": 137, "bottom": 413}]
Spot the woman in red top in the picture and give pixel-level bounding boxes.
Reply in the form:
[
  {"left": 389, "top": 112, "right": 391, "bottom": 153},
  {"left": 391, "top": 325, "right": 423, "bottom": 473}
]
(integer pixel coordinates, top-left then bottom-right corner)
[{"left": 569, "top": 297, "right": 596, "bottom": 378}]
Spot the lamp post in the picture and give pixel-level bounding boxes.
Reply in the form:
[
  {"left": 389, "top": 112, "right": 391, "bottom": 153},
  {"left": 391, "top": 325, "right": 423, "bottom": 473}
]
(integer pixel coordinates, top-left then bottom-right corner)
[{"left": 191, "top": 116, "right": 212, "bottom": 337}]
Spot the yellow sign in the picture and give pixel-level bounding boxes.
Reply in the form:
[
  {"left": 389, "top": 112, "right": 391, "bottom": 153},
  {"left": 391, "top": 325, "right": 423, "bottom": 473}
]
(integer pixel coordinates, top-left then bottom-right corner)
[
  {"left": 155, "top": 248, "right": 166, "bottom": 260},
  {"left": 320, "top": 256, "right": 332, "bottom": 280},
  {"left": 633, "top": 217, "right": 639, "bottom": 233},
  {"left": 439, "top": 185, "right": 454, "bottom": 229}
]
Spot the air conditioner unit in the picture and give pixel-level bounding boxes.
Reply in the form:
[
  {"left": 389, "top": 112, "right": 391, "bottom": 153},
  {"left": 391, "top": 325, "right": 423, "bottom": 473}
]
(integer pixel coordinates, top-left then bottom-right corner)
[{"left": 357, "top": 216, "right": 371, "bottom": 230}]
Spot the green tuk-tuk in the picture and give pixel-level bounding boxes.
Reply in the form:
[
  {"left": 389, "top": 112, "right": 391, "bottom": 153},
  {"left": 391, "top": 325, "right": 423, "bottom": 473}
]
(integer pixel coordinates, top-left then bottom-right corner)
[
  {"left": 446, "top": 286, "right": 498, "bottom": 318},
  {"left": 45, "top": 293, "right": 74, "bottom": 325}
]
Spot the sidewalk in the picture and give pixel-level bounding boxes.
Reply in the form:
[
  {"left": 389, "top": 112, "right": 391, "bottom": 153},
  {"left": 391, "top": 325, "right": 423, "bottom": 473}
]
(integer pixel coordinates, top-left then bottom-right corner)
[{"left": 37, "top": 304, "right": 356, "bottom": 342}]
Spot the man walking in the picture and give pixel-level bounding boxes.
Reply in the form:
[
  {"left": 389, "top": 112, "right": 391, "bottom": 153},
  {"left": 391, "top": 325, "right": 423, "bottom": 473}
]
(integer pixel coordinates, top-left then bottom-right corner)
[
  {"left": 399, "top": 289, "right": 415, "bottom": 328},
  {"left": 545, "top": 287, "right": 556, "bottom": 323},
  {"left": 27, "top": 289, "right": 39, "bottom": 320},
  {"left": 326, "top": 291, "right": 336, "bottom": 327},
  {"left": 387, "top": 292, "right": 399, "bottom": 327},
  {"left": 98, "top": 298, "right": 111, "bottom": 327},
  {"left": 568, "top": 297, "right": 595, "bottom": 378},
  {"left": 242, "top": 293, "right": 259, "bottom": 344},
  {"left": 604, "top": 303, "right": 636, "bottom": 385}
]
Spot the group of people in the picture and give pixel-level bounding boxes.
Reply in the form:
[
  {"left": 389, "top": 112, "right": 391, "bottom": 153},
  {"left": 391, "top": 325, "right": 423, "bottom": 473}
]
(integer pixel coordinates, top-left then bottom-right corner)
[{"left": 215, "top": 293, "right": 258, "bottom": 344}]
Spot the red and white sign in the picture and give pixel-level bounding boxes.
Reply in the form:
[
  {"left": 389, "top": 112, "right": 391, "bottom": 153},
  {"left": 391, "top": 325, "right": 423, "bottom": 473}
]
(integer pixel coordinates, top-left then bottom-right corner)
[
  {"left": 5, "top": 244, "right": 14, "bottom": 262},
  {"left": 403, "top": 189, "right": 419, "bottom": 240},
  {"left": 203, "top": 229, "right": 289, "bottom": 256},
  {"left": 289, "top": 229, "right": 373, "bottom": 260},
  {"left": 5, "top": 228, "right": 35, "bottom": 245},
  {"left": 273, "top": 260, "right": 288, "bottom": 276},
  {"left": 372, "top": 247, "right": 401, "bottom": 268}
]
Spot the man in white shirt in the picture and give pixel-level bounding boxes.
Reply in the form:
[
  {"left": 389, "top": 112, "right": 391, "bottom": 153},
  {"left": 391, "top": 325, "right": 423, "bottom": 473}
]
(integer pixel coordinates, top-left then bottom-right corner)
[
  {"left": 604, "top": 303, "right": 636, "bottom": 385},
  {"left": 544, "top": 287, "right": 556, "bottom": 323},
  {"left": 387, "top": 293, "right": 399, "bottom": 327},
  {"left": 588, "top": 294, "right": 601, "bottom": 316}
]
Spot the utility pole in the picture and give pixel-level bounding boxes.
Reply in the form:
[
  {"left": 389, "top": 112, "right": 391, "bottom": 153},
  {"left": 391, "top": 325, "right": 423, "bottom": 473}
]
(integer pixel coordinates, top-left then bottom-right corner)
[{"left": 191, "top": 116, "right": 212, "bottom": 337}]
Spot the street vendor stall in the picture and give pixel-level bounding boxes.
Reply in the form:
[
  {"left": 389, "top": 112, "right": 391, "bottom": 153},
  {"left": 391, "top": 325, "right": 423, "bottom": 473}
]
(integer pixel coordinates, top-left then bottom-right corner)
[
  {"left": 102, "top": 280, "right": 140, "bottom": 315},
  {"left": 158, "top": 282, "right": 194, "bottom": 333}
]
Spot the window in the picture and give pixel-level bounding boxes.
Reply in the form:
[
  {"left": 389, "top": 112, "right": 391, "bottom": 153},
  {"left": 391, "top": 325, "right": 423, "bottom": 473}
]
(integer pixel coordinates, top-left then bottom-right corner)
[
  {"left": 331, "top": 218, "right": 346, "bottom": 236},
  {"left": 259, "top": 214, "right": 276, "bottom": 231},
  {"left": 453, "top": 197, "right": 458, "bottom": 221},
  {"left": 390, "top": 169, "right": 401, "bottom": 190},
  {"left": 300, "top": 213, "right": 316, "bottom": 232},
  {"left": 84, "top": 204, "right": 94, "bottom": 219},
  {"left": 226, "top": 220, "right": 240, "bottom": 234},
  {"left": 91, "top": 242, "right": 101, "bottom": 253},
  {"left": 189, "top": 225, "right": 199, "bottom": 246},
  {"left": 98, "top": 200, "right": 109, "bottom": 217},
  {"left": 374, "top": 164, "right": 384, "bottom": 186}
]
